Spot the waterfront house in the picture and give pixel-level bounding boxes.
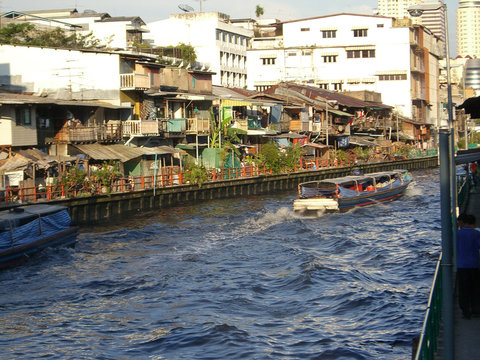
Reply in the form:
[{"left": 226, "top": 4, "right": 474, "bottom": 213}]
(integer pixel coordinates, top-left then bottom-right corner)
[{"left": 247, "top": 13, "right": 442, "bottom": 148}]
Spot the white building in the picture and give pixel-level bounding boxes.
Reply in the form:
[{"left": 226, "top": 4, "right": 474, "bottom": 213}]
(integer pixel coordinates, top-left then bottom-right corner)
[
  {"left": 146, "top": 12, "right": 253, "bottom": 87},
  {"left": 247, "top": 13, "right": 442, "bottom": 126},
  {"left": 457, "top": 0, "right": 480, "bottom": 57},
  {"left": 11, "top": 9, "right": 149, "bottom": 50},
  {"left": 0, "top": 44, "right": 122, "bottom": 105}
]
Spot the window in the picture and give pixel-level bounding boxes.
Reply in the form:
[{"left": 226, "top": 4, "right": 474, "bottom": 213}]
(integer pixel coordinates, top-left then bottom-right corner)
[
  {"left": 15, "top": 107, "right": 31, "bottom": 126},
  {"left": 322, "top": 55, "right": 337, "bottom": 63},
  {"left": 346, "top": 49, "right": 375, "bottom": 58},
  {"left": 332, "top": 82, "right": 343, "bottom": 91},
  {"left": 353, "top": 29, "right": 368, "bottom": 37},
  {"left": 301, "top": 28, "right": 310, "bottom": 32},
  {"left": 216, "top": 30, "right": 221, "bottom": 41},
  {"left": 377, "top": 24, "right": 384, "bottom": 28},
  {"left": 262, "top": 58, "right": 276, "bottom": 65},
  {"left": 379, "top": 74, "right": 407, "bottom": 81},
  {"left": 318, "top": 83, "right": 329, "bottom": 89},
  {"left": 322, "top": 30, "right": 337, "bottom": 38},
  {"left": 287, "top": 52, "right": 297, "bottom": 56}
]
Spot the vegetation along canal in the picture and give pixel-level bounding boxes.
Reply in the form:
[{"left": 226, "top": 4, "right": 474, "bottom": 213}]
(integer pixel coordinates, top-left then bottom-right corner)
[{"left": 0, "top": 168, "right": 441, "bottom": 359}]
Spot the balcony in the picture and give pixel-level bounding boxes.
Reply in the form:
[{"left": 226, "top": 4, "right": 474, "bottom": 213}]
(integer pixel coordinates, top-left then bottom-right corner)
[
  {"left": 160, "top": 118, "right": 186, "bottom": 135},
  {"left": 186, "top": 118, "right": 210, "bottom": 134},
  {"left": 232, "top": 119, "right": 248, "bottom": 132},
  {"left": 122, "top": 120, "right": 159, "bottom": 136},
  {"left": 53, "top": 124, "right": 122, "bottom": 143},
  {"left": 120, "top": 73, "right": 150, "bottom": 90},
  {"left": 290, "top": 120, "right": 309, "bottom": 132}
]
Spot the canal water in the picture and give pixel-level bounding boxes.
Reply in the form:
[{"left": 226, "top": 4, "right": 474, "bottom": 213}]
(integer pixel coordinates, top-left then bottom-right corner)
[{"left": 0, "top": 169, "right": 441, "bottom": 359}]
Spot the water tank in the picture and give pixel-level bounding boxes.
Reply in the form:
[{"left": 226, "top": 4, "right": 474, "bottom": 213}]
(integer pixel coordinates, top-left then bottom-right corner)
[{"left": 465, "top": 58, "right": 480, "bottom": 90}]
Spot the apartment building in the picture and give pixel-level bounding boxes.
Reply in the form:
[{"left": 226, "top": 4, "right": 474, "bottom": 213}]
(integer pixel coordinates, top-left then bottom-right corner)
[
  {"left": 457, "top": 0, "right": 480, "bottom": 57},
  {"left": 146, "top": 12, "right": 253, "bottom": 88},
  {"left": 247, "top": 13, "right": 442, "bottom": 126}
]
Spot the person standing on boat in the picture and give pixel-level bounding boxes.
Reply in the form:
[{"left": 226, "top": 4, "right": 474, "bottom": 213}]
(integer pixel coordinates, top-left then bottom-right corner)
[{"left": 456, "top": 213, "right": 480, "bottom": 319}]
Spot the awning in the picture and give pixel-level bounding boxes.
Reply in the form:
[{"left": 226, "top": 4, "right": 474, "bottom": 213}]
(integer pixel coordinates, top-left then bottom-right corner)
[
  {"left": 174, "top": 94, "right": 216, "bottom": 101},
  {"left": 271, "top": 132, "right": 307, "bottom": 139},
  {"left": 72, "top": 144, "right": 144, "bottom": 162},
  {"left": 221, "top": 99, "right": 253, "bottom": 107},
  {"left": 247, "top": 129, "right": 279, "bottom": 136},
  {"left": 329, "top": 109, "right": 354, "bottom": 117},
  {"left": 138, "top": 146, "right": 185, "bottom": 155},
  {"left": 349, "top": 136, "right": 379, "bottom": 147},
  {"left": 0, "top": 148, "right": 63, "bottom": 172},
  {"left": 301, "top": 142, "right": 329, "bottom": 149},
  {"left": 375, "top": 70, "right": 408, "bottom": 76},
  {"left": 345, "top": 46, "right": 374, "bottom": 51},
  {"left": 175, "top": 144, "right": 209, "bottom": 150}
]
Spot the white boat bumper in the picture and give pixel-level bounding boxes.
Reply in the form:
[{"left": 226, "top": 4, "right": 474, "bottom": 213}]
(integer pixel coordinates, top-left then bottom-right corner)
[{"left": 293, "top": 198, "right": 339, "bottom": 211}]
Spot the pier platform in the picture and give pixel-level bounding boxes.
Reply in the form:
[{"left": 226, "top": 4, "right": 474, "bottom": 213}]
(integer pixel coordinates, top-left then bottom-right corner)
[
  {"left": 454, "top": 187, "right": 480, "bottom": 360},
  {"left": 435, "top": 186, "right": 480, "bottom": 360}
]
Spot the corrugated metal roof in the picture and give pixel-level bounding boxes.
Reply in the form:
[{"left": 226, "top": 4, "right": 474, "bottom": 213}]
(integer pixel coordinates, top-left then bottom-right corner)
[
  {"left": 266, "top": 83, "right": 391, "bottom": 110},
  {"left": 138, "top": 146, "right": 184, "bottom": 155},
  {"left": 72, "top": 144, "right": 183, "bottom": 162},
  {"left": 0, "top": 93, "right": 130, "bottom": 109},
  {"left": 72, "top": 144, "right": 144, "bottom": 162}
]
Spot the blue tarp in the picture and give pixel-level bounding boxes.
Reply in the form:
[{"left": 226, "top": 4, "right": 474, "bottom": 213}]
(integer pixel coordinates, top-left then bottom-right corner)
[
  {"left": 270, "top": 104, "right": 282, "bottom": 123},
  {"left": 0, "top": 210, "right": 71, "bottom": 250}
]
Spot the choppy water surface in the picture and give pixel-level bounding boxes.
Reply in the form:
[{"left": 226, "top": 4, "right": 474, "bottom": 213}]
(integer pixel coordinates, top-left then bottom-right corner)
[{"left": 0, "top": 169, "right": 441, "bottom": 359}]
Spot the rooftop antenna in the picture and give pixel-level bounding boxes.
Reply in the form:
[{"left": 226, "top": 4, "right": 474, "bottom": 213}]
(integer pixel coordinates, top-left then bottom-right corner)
[
  {"left": 194, "top": 0, "right": 207, "bottom": 12},
  {"left": 178, "top": 4, "right": 194, "bottom": 12}
]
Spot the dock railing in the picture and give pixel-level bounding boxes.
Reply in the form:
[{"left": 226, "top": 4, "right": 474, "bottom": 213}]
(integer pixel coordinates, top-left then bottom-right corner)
[
  {"left": 0, "top": 153, "right": 437, "bottom": 205},
  {"left": 0, "top": 158, "right": 350, "bottom": 204},
  {"left": 414, "top": 253, "right": 443, "bottom": 360}
]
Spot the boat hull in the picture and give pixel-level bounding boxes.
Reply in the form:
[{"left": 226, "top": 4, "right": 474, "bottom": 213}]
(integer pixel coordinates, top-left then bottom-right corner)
[
  {"left": 0, "top": 226, "right": 78, "bottom": 270},
  {"left": 337, "top": 182, "right": 410, "bottom": 211},
  {"left": 294, "top": 169, "right": 412, "bottom": 213}
]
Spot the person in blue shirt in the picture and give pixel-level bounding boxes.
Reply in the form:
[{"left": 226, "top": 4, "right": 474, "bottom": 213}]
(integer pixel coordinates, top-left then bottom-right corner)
[{"left": 456, "top": 213, "right": 480, "bottom": 319}]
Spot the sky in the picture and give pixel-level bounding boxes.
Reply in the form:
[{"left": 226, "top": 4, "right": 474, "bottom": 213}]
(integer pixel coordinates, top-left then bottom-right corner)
[{"left": 2, "top": 0, "right": 461, "bottom": 54}]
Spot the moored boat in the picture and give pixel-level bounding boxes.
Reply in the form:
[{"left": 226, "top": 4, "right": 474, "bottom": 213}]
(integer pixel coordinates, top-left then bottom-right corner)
[
  {"left": 0, "top": 204, "right": 78, "bottom": 269},
  {"left": 293, "top": 169, "right": 412, "bottom": 212}
]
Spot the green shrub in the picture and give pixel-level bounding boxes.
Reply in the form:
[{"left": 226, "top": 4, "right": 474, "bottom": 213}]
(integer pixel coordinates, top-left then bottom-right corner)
[{"left": 184, "top": 157, "right": 208, "bottom": 187}]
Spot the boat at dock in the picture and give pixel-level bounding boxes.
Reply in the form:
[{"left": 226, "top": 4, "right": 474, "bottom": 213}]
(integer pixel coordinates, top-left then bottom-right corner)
[
  {"left": 293, "top": 169, "right": 412, "bottom": 212},
  {"left": 0, "top": 204, "right": 78, "bottom": 269}
]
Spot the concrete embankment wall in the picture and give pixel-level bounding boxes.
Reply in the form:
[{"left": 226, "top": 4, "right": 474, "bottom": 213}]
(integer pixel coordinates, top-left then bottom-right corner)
[{"left": 45, "top": 156, "right": 437, "bottom": 226}]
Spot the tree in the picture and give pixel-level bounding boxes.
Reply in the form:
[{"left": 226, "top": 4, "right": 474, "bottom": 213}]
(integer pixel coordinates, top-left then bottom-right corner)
[
  {"left": 177, "top": 42, "right": 197, "bottom": 64},
  {"left": 0, "top": 23, "right": 35, "bottom": 44},
  {"left": 157, "top": 43, "right": 197, "bottom": 65},
  {"left": 255, "top": 5, "right": 264, "bottom": 18},
  {"left": 259, "top": 142, "right": 282, "bottom": 174},
  {"left": 0, "top": 23, "right": 101, "bottom": 49}
]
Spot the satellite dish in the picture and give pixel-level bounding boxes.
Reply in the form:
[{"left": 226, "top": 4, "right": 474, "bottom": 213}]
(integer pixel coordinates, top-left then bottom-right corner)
[{"left": 178, "top": 4, "right": 194, "bottom": 12}]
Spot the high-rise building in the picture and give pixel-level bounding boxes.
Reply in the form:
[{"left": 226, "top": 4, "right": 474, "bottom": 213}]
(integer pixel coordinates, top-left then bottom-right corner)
[
  {"left": 377, "top": 0, "right": 446, "bottom": 43},
  {"left": 457, "top": 0, "right": 480, "bottom": 57},
  {"left": 377, "top": 0, "right": 421, "bottom": 19}
]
